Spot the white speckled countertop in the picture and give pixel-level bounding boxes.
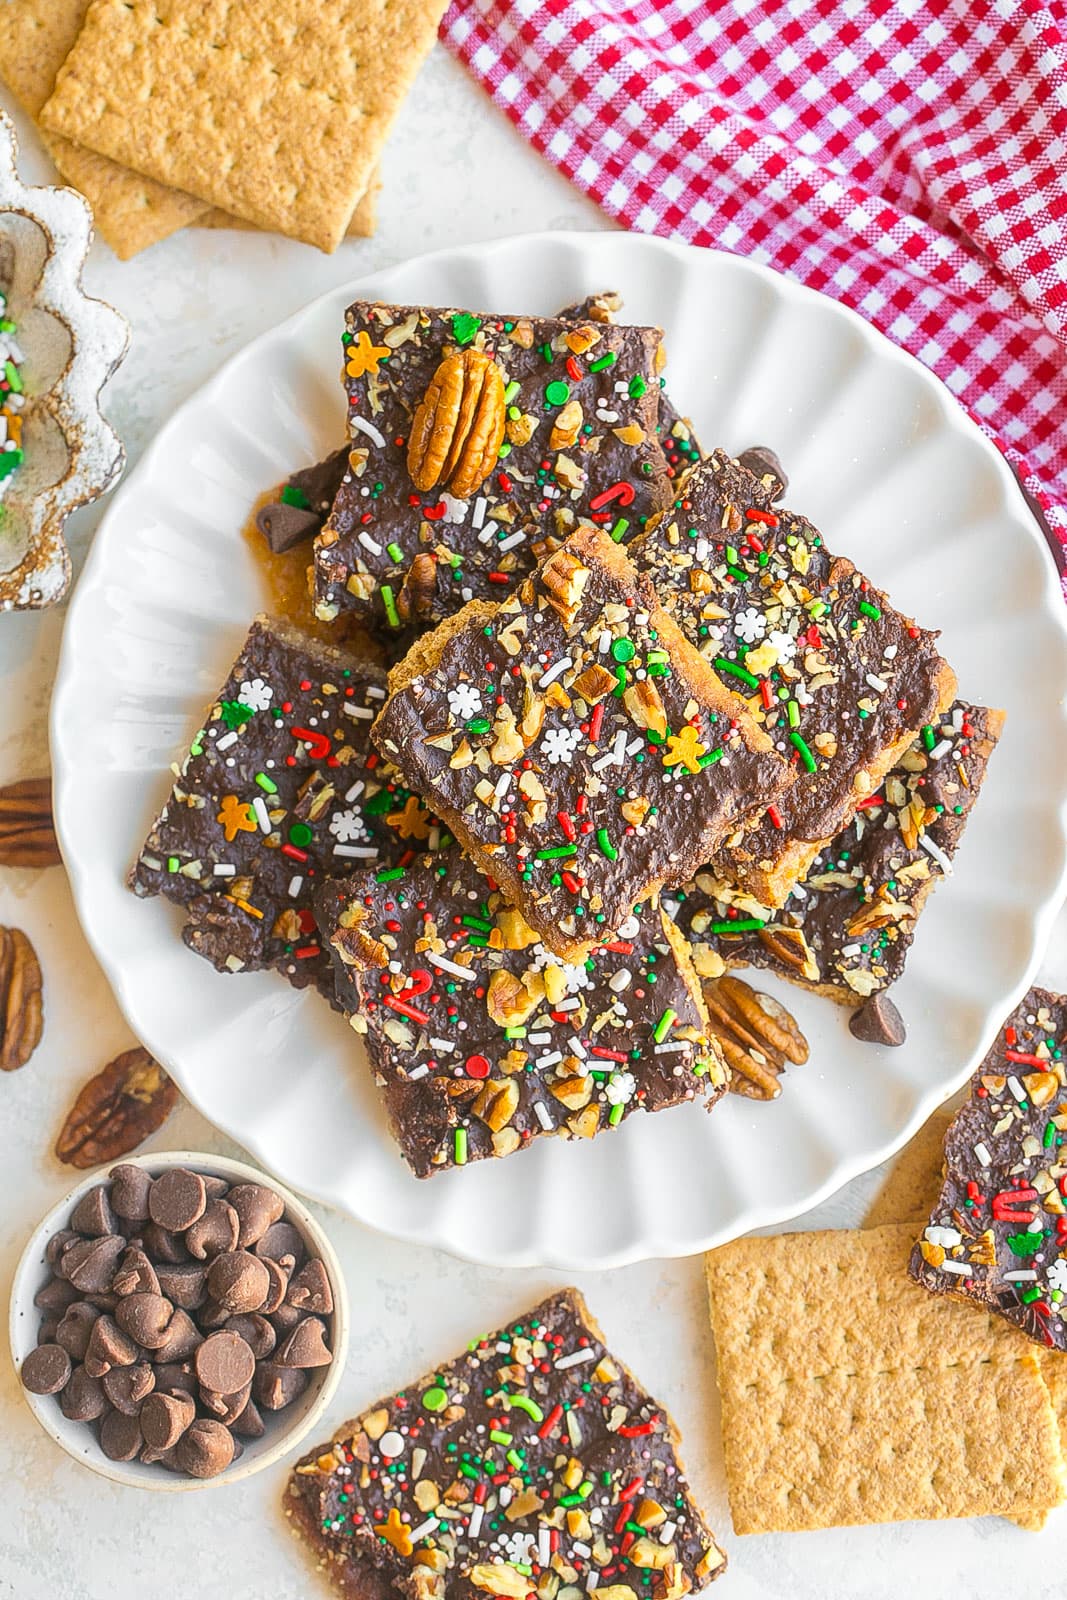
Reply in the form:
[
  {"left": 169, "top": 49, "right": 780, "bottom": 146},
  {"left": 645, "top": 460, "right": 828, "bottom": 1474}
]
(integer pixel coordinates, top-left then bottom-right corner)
[{"left": 0, "top": 48, "right": 1063, "bottom": 1600}]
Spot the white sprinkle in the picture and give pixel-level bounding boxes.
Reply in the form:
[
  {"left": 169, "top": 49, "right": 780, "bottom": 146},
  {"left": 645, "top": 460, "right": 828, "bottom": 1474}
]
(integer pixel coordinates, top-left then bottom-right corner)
[
  {"left": 498, "top": 1486, "right": 512, "bottom": 1507},
  {"left": 841, "top": 943, "right": 862, "bottom": 958},
  {"left": 598, "top": 629, "right": 612, "bottom": 654},
  {"left": 428, "top": 951, "right": 476, "bottom": 981},
  {"left": 469, "top": 1505, "right": 485, "bottom": 1539},
  {"left": 659, "top": 1521, "right": 677, "bottom": 1544},
  {"left": 388, "top": 960, "right": 403, "bottom": 974},
  {"left": 920, "top": 833, "right": 953, "bottom": 875},
  {"left": 345, "top": 780, "right": 366, "bottom": 802},
  {"left": 928, "top": 738, "right": 952, "bottom": 761},
  {"left": 252, "top": 796, "right": 272, "bottom": 834},
  {"left": 213, "top": 864, "right": 236, "bottom": 877},
  {"left": 540, "top": 656, "right": 573, "bottom": 687},
  {"left": 528, "top": 1031, "right": 552, "bottom": 1045},
  {"left": 1004, "top": 1270, "right": 1038, "bottom": 1283},
  {"left": 570, "top": 1035, "right": 587, "bottom": 1059},
  {"left": 586, "top": 1575, "right": 599, "bottom": 1592},
  {"left": 348, "top": 413, "right": 386, "bottom": 448},
  {"left": 1008, "top": 1075, "right": 1027, "bottom": 1103},
  {"left": 695, "top": 537, "right": 709, "bottom": 563},
  {"left": 367, "top": 684, "right": 386, "bottom": 700},
  {"left": 333, "top": 844, "right": 379, "bottom": 858},
  {"left": 344, "top": 702, "right": 375, "bottom": 720},
  {"left": 573, "top": 1542, "right": 592, "bottom": 1559},
  {"left": 533, "top": 1101, "right": 553, "bottom": 1131},
  {"left": 494, "top": 771, "right": 512, "bottom": 799},
  {"left": 215, "top": 731, "right": 239, "bottom": 751},
  {"left": 626, "top": 737, "right": 645, "bottom": 757},
  {"left": 478, "top": 523, "right": 496, "bottom": 544},
  {"left": 555, "top": 1347, "right": 597, "bottom": 1371},
  {"left": 535, "top": 1051, "right": 564, "bottom": 1070},
  {"left": 538, "top": 1528, "right": 552, "bottom": 1567},
  {"left": 653, "top": 1040, "right": 691, "bottom": 1055},
  {"left": 554, "top": 996, "right": 580, "bottom": 1013},
  {"left": 358, "top": 531, "right": 382, "bottom": 555},
  {"left": 472, "top": 496, "right": 487, "bottom": 530},
  {"left": 409, "top": 1517, "right": 439, "bottom": 1543},
  {"left": 865, "top": 673, "right": 888, "bottom": 693},
  {"left": 939, "top": 1260, "right": 973, "bottom": 1277},
  {"left": 430, "top": 1037, "right": 455, "bottom": 1054},
  {"left": 497, "top": 530, "right": 526, "bottom": 553},
  {"left": 609, "top": 970, "right": 631, "bottom": 993},
  {"left": 884, "top": 643, "right": 898, "bottom": 659},
  {"left": 974, "top": 1141, "right": 992, "bottom": 1167},
  {"left": 288, "top": 876, "right": 303, "bottom": 897},
  {"left": 952, "top": 707, "right": 964, "bottom": 731},
  {"left": 407, "top": 1064, "right": 430, "bottom": 1081},
  {"left": 925, "top": 1225, "right": 962, "bottom": 1248}
]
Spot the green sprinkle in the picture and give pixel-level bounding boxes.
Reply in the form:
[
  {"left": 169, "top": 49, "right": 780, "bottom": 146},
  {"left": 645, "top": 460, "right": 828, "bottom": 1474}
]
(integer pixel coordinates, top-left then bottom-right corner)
[
  {"left": 698, "top": 747, "right": 723, "bottom": 768},
  {"left": 714, "top": 657, "right": 759, "bottom": 689},
  {"left": 808, "top": 599, "right": 827, "bottom": 618},
  {"left": 858, "top": 600, "right": 881, "bottom": 620},
  {"left": 1021, "top": 1286, "right": 1043, "bottom": 1305},
  {"left": 506, "top": 1449, "right": 524, "bottom": 1470},
  {"left": 381, "top": 584, "right": 400, "bottom": 629},
  {"left": 628, "top": 375, "right": 647, "bottom": 398},
  {"left": 386, "top": 542, "right": 404, "bottom": 565},
  {"left": 596, "top": 828, "right": 618, "bottom": 861},
  {"left": 588, "top": 352, "right": 617, "bottom": 372},
  {"left": 451, "top": 313, "right": 481, "bottom": 346},
  {"left": 490, "top": 1430, "right": 513, "bottom": 1446},
  {"left": 423, "top": 1385, "right": 447, "bottom": 1411},
  {"left": 610, "top": 517, "right": 630, "bottom": 543},
  {"left": 609, "top": 1103, "right": 624, "bottom": 1126},
  {"left": 504, "top": 380, "right": 520, "bottom": 404},
  {"left": 710, "top": 917, "right": 765, "bottom": 933},
  {"left": 376, "top": 867, "right": 406, "bottom": 883},
  {"left": 536, "top": 845, "right": 578, "bottom": 860},
  {"left": 790, "top": 731, "right": 817, "bottom": 772},
  {"left": 458, "top": 1459, "right": 480, "bottom": 1478},
  {"left": 922, "top": 725, "right": 936, "bottom": 751},
  {"left": 786, "top": 699, "right": 800, "bottom": 729},
  {"left": 454, "top": 1129, "right": 468, "bottom": 1166},
  {"left": 653, "top": 1008, "right": 677, "bottom": 1044},
  {"left": 280, "top": 483, "right": 310, "bottom": 509},
  {"left": 504, "top": 1026, "right": 527, "bottom": 1040},
  {"left": 5, "top": 358, "right": 23, "bottom": 393},
  {"left": 289, "top": 822, "right": 313, "bottom": 847},
  {"left": 506, "top": 1395, "right": 543, "bottom": 1422},
  {"left": 611, "top": 638, "right": 636, "bottom": 663},
  {"left": 167, "top": 856, "right": 179, "bottom": 873},
  {"left": 467, "top": 717, "right": 492, "bottom": 735},
  {"left": 545, "top": 380, "right": 570, "bottom": 406},
  {"left": 1044, "top": 1120, "right": 1057, "bottom": 1148},
  {"left": 255, "top": 772, "right": 278, "bottom": 794}
]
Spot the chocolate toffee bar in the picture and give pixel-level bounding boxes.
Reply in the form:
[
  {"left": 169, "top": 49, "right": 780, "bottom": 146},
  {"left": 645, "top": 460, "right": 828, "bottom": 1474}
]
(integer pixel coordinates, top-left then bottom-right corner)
[
  {"left": 315, "top": 851, "right": 727, "bottom": 1178},
  {"left": 371, "top": 525, "right": 791, "bottom": 960},
  {"left": 311, "top": 300, "right": 673, "bottom": 634},
  {"left": 633, "top": 449, "right": 957, "bottom": 907},
  {"left": 674, "top": 699, "right": 1003, "bottom": 1003},
  {"left": 130, "top": 617, "right": 444, "bottom": 994},
  {"left": 286, "top": 1288, "right": 727, "bottom": 1598}
]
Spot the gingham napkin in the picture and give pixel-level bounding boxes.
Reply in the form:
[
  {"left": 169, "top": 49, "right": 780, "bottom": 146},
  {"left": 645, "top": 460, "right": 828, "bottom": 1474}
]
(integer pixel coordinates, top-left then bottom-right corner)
[{"left": 442, "top": 0, "right": 1067, "bottom": 590}]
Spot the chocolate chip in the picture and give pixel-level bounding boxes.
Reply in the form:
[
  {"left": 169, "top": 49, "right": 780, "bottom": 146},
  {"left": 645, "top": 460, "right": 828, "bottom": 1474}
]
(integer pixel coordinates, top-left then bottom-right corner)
[
  {"left": 275, "top": 1315, "right": 331, "bottom": 1369},
  {"left": 207, "top": 1250, "right": 269, "bottom": 1314},
  {"left": 256, "top": 500, "right": 321, "bottom": 554},
  {"left": 269, "top": 1302, "right": 302, "bottom": 1336},
  {"left": 253, "top": 1360, "right": 308, "bottom": 1411},
  {"left": 109, "top": 1163, "right": 153, "bottom": 1222},
  {"left": 227, "top": 1184, "right": 284, "bottom": 1248},
  {"left": 140, "top": 1388, "right": 196, "bottom": 1450},
  {"left": 20, "top": 1343, "right": 72, "bottom": 1395},
  {"left": 737, "top": 445, "right": 787, "bottom": 500},
  {"left": 140, "top": 1222, "right": 189, "bottom": 1264},
  {"left": 61, "top": 1234, "right": 126, "bottom": 1293},
  {"left": 60, "top": 1366, "right": 107, "bottom": 1422},
  {"left": 185, "top": 1199, "right": 240, "bottom": 1260},
  {"left": 112, "top": 1245, "right": 161, "bottom": 1298},
  {"left": 175, "top": 1418, "right": 234, "bottom": 1479},
  {"left": 82, "top": 1291, "right": 119, "bottom": 1313},
  {"left": 286, "top": 1258, "right": 333, "bottom": 1316},
  {"left": 37, "top": 1319, "right": 59, "bottom": 1343},
  {"left": 195, "top": 1329, "right": 255, "bottom": 1394},
  {"left": 45, "top": 1229, "right": 81, "bottom": 1267},
  {"left": 100, "top": 1409, "right": 143, "bottom": 1461},
  {"left": 288, "top": 445, "right": 349, "bottom": 516},
  {"left": 115, "top": 1292, "right": 175, "bottom": 1349},
  {"left": 84, "top": 1314, "right": 140, "bottom": 1377},
  {"left": 201, "top": 1175, "right": 230, "bottom": 1201},
  {"left": 225, "top": 1313, "right": 275, "bottom": 1361},
  {"left": 849, "top": 992, "right": 907, "bottom": 1047},
  {"left": 149, "top": 1169, "right": 207, "bottom": 1233},
  {"left": 152, "top": 1307, "right": 202, "bottom": 1364},
  {"left": 102, "top": 1362, "right": 155, "bottom": 1415},
  {"left": 55, "top": 1302, "right": 102, "bottom": 1361},
  {"left": 201, "top": 1381, "right": 251, "bottom": 1426},
  {"left": 153, "top": 1360, "right": 194, "bottom": 1393},
  {"left": 230, "top": 1394, "right": 265, "bottom": 1439},
  {"left": 198, "top": 1299, "right": 232, "bottom": 1329},
  {"left": 70, "top": 1184, "right": 118, "bottom": 1238},
  {"left": 34, "top": 1276, "right": 80, "bottom": 1314},
  {"left": 255, "top": 1221, "right": 305, "bottom": 1270},
  {"left": 154, "top": 1262, "right": 208, "bottom": 1310},
  {"left": 258, "top": 1257, "right": 289, "bottom": 1315}
]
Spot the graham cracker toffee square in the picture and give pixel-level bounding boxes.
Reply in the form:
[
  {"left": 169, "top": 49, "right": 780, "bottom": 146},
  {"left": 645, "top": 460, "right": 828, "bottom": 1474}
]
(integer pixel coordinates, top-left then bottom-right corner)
[
  {"left": 633, "top": 449, "right": 957, "bottom": 907},
  {"left": 129, "top": 617, "right": 445, "bottom": 995},
  {"left": 286, "top": 1288, "right": 727, "bottom": 1598},
  {"left": 706, "top": 1223, "right": 1067, "bottom": 1534},
  {"left": 371, "top": 526, "right": 791, "bottom": 961},
  {"left": 311, "top": 301, "right": 672, "bottom": 634},
  {"left": 910, "top": 986, "right": 1067, "bottom": 1353},
  {"left": 673, "top": 699, "right": 1003, "bottom": 1003},
  {"left": 315, "top": 852, "right": 727, "bottom": 1178}
]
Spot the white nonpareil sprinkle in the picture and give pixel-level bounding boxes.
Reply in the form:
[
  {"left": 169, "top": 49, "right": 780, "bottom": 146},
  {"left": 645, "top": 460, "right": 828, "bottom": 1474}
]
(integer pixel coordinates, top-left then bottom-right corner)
[
  {"left": 348, "top": 413, "right": 386, "bottom": 448},
  {"left": 920, "top": 833, "right": 953, "bottom": 875},
  {"left": 333, "top": 844, "right": 379, "bottom": 858},
  {"left": 539, "top": 656, "right": 573, "bottom": 687},
  {"left": 358, "top": 532, "right": 382, "bottom": 555},
  {"left": 428, "top": 951, "right": 476, "bottom": 982},
  {"left": 974, "top": 1142, "right": 992, "bottom": 1166},
  {"left": 555, "top": 1346, "right": 597, "bottom": 1371},
  {"left": 939, "top": 1260, "right": 973, "bottom": 1277},
  {"left": 252, "top": 796, "right": 272, "bottom": 834},
  {"left": 533, "top": 1101, "right": 553, "bottom": 1131},
  {"left": 343, "top": 702, "right": 375, "bottom": 720},
  {"left": 287, "top": 876, "right": 303, "bottom": 897},
  {"left": 213, "top": 863, "right": 236, "bottom": 877},
  {"left": 215, "top": 731, "right": 239, "bottom": 752}
]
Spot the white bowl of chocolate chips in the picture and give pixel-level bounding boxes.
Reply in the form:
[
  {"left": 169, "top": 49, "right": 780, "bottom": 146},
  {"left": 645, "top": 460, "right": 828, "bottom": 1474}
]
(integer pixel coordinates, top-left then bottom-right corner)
[{"left": 8, "top": 1151, "right": 348, "bottom": 1489}]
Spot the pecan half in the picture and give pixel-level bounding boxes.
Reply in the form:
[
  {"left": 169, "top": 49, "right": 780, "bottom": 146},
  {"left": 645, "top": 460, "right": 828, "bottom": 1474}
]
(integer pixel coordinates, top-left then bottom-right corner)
[
  {"left": 407, "top": 349, "right": 506, "bottom": 499},
  {"left": 702, "top": 975, "right": 808, "bottom": 1100},
  {"left": 0, "top": 926, "right": 43, "bottom": 1071},
  {"left": 55, "top": 1047, "right": 179, "bottom": 1168},
  {"left": 0, "top": 777, "right": 61, "bottom": 868}
]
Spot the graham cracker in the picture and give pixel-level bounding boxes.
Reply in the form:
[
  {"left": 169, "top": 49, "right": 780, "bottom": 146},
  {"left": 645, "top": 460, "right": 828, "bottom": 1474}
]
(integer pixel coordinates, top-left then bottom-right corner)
[
  {"left": 197, "top": 171, "right": 380, "bottom": 238},
  {"left": 864, "top": 1104, "right": 1067, "bottom": 1532},
  {"left": 40, "top": 0, "right": 446, "bottom": 252},
  {"left": 705, "top": 1223, "right": 1067, "bottom": 1534}
]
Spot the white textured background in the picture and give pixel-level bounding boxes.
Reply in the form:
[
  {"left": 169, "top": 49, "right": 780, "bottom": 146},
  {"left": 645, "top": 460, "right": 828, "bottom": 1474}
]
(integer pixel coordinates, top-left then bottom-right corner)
[{"left": 0, "top": 46, "right": 1064, "bottom": 1600}]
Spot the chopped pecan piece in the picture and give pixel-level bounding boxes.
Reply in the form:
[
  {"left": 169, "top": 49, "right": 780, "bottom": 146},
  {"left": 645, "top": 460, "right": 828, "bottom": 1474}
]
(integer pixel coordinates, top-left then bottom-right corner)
[{"left": 702, "top": 974, "right": 808, "bottom": 1100}]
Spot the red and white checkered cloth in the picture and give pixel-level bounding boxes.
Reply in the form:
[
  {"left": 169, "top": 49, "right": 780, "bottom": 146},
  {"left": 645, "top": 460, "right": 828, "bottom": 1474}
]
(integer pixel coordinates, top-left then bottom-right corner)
[{"left": 442, "top": 0, "right": 1067, "bottom": 589}]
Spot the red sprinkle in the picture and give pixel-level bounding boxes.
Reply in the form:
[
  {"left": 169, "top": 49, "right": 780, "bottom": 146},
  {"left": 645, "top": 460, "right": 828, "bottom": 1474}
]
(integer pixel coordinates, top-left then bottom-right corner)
[{"left": 745, "top": 508, "right": 779, "bottom": 527}]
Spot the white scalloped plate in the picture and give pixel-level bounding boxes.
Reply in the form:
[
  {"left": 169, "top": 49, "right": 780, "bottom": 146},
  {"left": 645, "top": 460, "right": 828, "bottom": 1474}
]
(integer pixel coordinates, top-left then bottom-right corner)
[{"left": 51, "top": 232, "right": 1067, "bottom": 1269}]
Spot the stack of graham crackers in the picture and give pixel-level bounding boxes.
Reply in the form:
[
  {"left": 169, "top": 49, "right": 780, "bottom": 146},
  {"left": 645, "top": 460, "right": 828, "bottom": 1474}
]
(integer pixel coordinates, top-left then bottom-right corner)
[{"left": 0, "top": 0, "right": 448, "bottom": 257}]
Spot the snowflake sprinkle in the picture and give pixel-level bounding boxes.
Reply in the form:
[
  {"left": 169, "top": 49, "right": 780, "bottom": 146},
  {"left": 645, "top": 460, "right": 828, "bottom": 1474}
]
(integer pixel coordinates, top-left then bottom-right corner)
[
  {"left": 734, "top": 607, "right": 766, "bottom": 645},
  {"left": 447, "top": 683, "right": 483, "bottom": 720},
  {"left": 767, "top": 628, "right": 797, "bottom": 663},
  {"left": 541, "top": 726, "right": 582, "bottom": 765},
  {"left": 238, "top": 677, "right": 274, "bottom": 713},
  {"left": 605, "top": 1070, "right": 637, "bottom": 1106},
  {"left": 329, "top": 808, "right": 370, "bottom": 844}
]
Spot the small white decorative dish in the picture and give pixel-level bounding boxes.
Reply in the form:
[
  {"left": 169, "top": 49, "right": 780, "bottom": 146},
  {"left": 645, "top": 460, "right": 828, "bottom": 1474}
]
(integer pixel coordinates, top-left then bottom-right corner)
[
  {"left": 9, "top": 1150, "right": 349, "bottom": 1491},
  {"left": 0, "top": 110, "right": 127, "bottom": 610}
]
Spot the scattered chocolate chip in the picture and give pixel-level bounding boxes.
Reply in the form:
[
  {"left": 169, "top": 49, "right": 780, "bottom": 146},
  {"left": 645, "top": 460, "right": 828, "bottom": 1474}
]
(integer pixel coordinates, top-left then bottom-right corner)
[
  {"left": 256, "top": 500, "right": 321, "bottom": 554},
  {"left": 34, "top": 1276, "right": 79, "bottom": 1314},
  {"left": 269, "top": 1302, "right": 302, "bottom": 1336},
  {"left": 230, "top": 1394, "right": 265, "bottom": 1439},
  {"left": 225, "top": 1313, "right": 275, "bottom": 1361},
  {"left": 197, "top": 1298, "right": 232, "bottom": 1329},
  {"left": 112, "top": 1245, "right": 161, "bottom": 1298},
  {"left": 100, "top": 1409, "right": 143, "bottom": 1462},
  {"left": 275, "top": 1315, "right": 331, "bottom": 1369},
  {"left": 153, "top": 1360, "right": 194, "bottom": 1393},
  {"left": 201, "top": 1175, "right": 230, "bottom": 1202},
  {"left": 254, "top": 1222, "right": 305, "bottom": 1269},
  {"left": 140, "top": 1222, "right": 189, "bottom": 1264},
  {"left": 152, "top": 1308, "right": 202, "bottom": 1364},
  {"left": 61, "top": 1235, "right": 126, "bottom": 1293},
  {"left": 253, "top": 1360, "right": 308, "bottom": 1411},
  {"left": 115, "top": 1292, "right": 175, "bottom": 1349},
  {"left": 287, "top": 1258, "right": 333, "bottom": 1316},
  {"left": 201, "top": 1381, "right": 251, "bottom": 1426},
  {"left": 102, "top": 1362, "right": 155, "bottom": 1415},
  {"left": 84, "top": 1313, "right": 140, "bottom": 1378},
  {"left": 45, "top": 1229, "right": 81, "bottom": 1267},
  {"left": 55, "top": 1302, "right": 102, "bottom": 1360},
  {"left": 195, "top": 1329, "right": 255, "bottom": 1395},
  {"left": 289, "top": 445, "right": 350, "bottom": 516},
  {"left": 207, "top": 1250, "right": 269, "bottom": 1314},
  {"left": 258, "top": 1257, "right": 289, "bottom": 1315},
  {"left": 737, "top": 444, "right": 787, "bottom": 500},
  {"left": 109, "top": 1164, "right": 152, "bottom": 1222},
  {"left": 140, "top": 1388, "right": 196, "bottom": 1450},
  {"left": 154, "top": 1262, "right": 208, "bottom": 1310},
  {"left": 227, "top": 1184, "right": 284, "bottom": 1248},
  {"left": 185, "top": 1199, "right": 240, "bottom": 1260},
  {"left": 149, "top": 1169, "right": 207, "bottom": 1233},
  {"left": 849, "top": 992, "right": 907, "bottom": 1047},
  {"left": 70, "top": 1185, "right": 118, "bottom": 1238},
  {"left": 60, "top": 1366, "right": 107, "bottom": 1422},
  {"left": 20, "top": 1343, "right": 71, "bottom": 1395},
  {"left": 176, "top": 1417, "right": 235, "bottom": 1479}
]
